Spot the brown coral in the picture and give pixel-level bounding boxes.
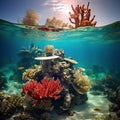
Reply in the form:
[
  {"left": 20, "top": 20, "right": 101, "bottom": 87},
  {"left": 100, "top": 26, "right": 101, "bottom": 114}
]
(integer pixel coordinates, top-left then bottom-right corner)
[
  {"left": 44, "top": 45, "right": 55, "bottom": 56},
  {"left": 0, "top": 93, "right": 23, "bottom": 119},
  {"left": 72, "top": 69, "right": 90, "bottom": 94},
  {"left": 69, "top": 2, "right": 97, "bottom": 28},
  {"left": 22, "top": 68, "right": 37, "bottom": 81}
]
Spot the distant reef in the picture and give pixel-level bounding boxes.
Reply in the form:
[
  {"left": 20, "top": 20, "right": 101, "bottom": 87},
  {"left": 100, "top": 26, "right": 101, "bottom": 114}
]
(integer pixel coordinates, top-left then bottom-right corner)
[
  {"left": 0, "top": 19, "right": 120, "bottom": 31},
  {"left": 0, "top": 19, "right": 120, "bottom": 28}
]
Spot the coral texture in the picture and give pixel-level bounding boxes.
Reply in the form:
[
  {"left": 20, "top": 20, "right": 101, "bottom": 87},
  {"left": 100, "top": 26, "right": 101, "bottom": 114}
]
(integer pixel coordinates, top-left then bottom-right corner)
[
  {"left": 0, "top": 93, "right": 23, "bottom": 119},
  {"left": 44, "top": 45, "right": 54, "bottom": 56},
  {"left": 22, "top": 78, "right": 63, "bottom": 105},
  {"left": 69, "top": 2, "right": 97, "bottom": 28},
  {"left": 72, "top": 69, "right": 90, "bottom": 94},
  {"left": 22, "top": 68, "right": 37, "bottom": 81}
]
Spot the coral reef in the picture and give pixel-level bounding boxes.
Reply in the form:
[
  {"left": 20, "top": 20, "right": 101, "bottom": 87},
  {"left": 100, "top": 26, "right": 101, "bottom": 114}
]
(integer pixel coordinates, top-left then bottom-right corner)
[
  {"left": 0, "top": 45, "right": 91, "bottom": 118},
  {"left": 69, "top": 2, "right": 97, "bottom": 28},
  {"left": 18, "top": 45, "right": 90, "bottom": 116}
]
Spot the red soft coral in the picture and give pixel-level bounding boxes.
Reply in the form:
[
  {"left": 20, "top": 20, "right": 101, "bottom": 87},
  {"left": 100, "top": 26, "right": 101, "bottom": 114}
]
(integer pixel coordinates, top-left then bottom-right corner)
[{"left": 22, "top": 78, "right": 63, "bottom": 105}]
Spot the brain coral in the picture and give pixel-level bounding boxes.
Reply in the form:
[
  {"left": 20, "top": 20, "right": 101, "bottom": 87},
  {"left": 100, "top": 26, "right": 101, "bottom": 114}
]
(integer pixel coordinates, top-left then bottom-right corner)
[{"left": 72, "top": 69, "right": 90, "bottom": 94}]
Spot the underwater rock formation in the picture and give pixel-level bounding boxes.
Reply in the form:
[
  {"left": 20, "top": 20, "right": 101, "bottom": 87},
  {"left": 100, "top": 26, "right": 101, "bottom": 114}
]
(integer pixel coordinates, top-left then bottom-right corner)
[{"left": 69, "top": 2, "right": 97, "bottom": 28}]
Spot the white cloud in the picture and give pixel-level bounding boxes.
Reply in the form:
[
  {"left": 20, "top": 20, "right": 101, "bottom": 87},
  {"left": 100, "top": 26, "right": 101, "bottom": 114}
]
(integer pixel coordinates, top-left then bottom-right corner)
[{"left": 43, "top": 0, "right": 77, "bottom": 14}]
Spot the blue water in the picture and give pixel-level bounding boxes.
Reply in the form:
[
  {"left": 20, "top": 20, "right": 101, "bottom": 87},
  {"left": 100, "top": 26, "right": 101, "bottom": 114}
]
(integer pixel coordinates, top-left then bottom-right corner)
[{"left": 0, "top": 19, "right": 120, "bottom": 72}]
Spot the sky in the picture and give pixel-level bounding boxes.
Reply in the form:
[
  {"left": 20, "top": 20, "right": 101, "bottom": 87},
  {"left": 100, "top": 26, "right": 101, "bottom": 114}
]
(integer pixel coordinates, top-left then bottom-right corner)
[{"left": 0, "top": 0, "right": 120, "bottom": 26}]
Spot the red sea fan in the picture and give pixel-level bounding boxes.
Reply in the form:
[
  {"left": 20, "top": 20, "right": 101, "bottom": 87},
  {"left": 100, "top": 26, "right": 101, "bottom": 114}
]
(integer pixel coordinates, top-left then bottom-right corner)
[{"left": 22, "top": 78, "right": 63, "bottom": 104}]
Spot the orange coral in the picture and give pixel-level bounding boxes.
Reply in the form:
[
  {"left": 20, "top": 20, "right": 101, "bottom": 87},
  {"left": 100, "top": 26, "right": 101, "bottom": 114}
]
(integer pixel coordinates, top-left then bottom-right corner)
[{"left": 69, "top": 2, "right": 97, "bottom": 28}]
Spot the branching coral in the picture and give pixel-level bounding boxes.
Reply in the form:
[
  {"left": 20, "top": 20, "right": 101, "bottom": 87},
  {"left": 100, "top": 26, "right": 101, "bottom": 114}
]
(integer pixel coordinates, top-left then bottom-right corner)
[
  {"left": 22, "top": 78, "right": 63, "bottom": 105},
  {"left": 69, "top": 2, "right": 97, "bottom": 28},
  {"left": 72, "top": 69, "right": 90, "bottom": 94},
  {"left": 0, "top": 93, "right": 23, "bottom": 119}
]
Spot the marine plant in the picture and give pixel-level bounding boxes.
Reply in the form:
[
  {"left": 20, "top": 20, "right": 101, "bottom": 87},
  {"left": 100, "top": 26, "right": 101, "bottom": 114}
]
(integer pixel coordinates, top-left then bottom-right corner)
[{"left": 22, "top": 78, "right": 63, "bottom": 105}]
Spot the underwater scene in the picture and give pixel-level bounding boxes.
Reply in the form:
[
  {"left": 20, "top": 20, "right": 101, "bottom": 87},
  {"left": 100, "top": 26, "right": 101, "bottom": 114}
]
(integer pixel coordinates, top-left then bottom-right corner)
[{"left": 0, "top": 1, "right": 120, "bottom": 120}]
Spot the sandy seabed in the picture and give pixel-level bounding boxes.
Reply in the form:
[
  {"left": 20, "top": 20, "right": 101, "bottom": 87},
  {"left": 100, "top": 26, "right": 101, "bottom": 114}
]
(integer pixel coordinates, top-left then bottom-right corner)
[{"left": 54, "top": 92, "right": 110, "bottom": 120}]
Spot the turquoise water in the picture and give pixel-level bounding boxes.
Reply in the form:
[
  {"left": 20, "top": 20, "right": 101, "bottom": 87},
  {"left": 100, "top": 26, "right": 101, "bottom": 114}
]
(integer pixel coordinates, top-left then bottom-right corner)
[
  {"left": 0, "top": 19, "right": 120, "bottom": 120},
  {"left": 0, "top": 19, "right": 120, "bottom": 71}
]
